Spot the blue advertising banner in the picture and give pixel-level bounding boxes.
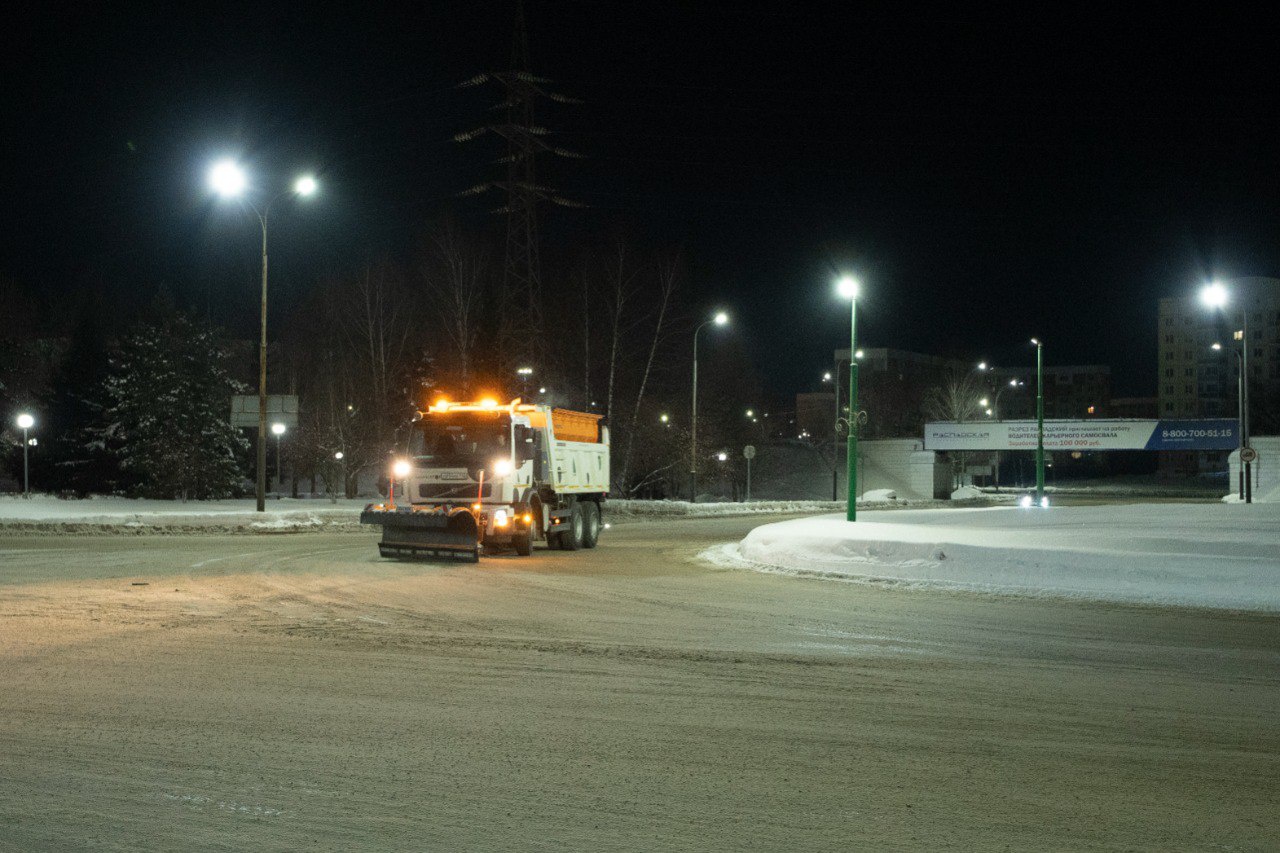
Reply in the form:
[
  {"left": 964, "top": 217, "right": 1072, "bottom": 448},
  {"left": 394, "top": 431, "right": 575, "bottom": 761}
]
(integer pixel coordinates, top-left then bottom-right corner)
[{"left": 924, "top": 419, "right": 1240, "bottom": 451}]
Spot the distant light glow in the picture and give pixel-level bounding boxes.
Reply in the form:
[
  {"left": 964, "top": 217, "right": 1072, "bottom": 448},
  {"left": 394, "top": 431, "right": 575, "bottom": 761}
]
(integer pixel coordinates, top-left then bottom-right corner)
[
  {"left": 1009, "top": 379, "right": 1020, "bottom": 387},
  {"left": 717, "top": 452, "right": 728, "bottom": 462},
  {"left": 516, "top": 366, "right": 533, "bottom": 375},
  {"left": 1030, "top": 337, "right": 1041, "bottom": 346},
  {"left": 334, "top": 451, "right": 344, "bottom": 460},
  {"left": 1019, "top": 495, "right": 1033, "bottom": 508},
  {"left": 822, "top": 371, "right": 832, "bottom": 381},
  {"left": 479, "top": 398, "right": 498, "bottom": 409},
  {"left": 1040, "top": 496, "right": 1050, "bottom": 508},
  {"left": 539, "top": 387, "right": 547, "bottom": 394},
  {"left": 392, "top": 459, "right": 412, "bottom": 479},
  {"left": 985, "top": 408, "right": 994, "bottom": 416},
  {"left": 713, "top": 311, "right": 729, "bottom": 326},
  {"left": 209, "top": 159, "right": 247, "bottom": 197},
  {"left": 977, "top": 361, "right": 987, "bottom": 371},
  {"left": 1210, "top": 342, "right": 1223, "bottom": 351},
  {"left": 660, "top": 413, "right": 669, "bottom": 423},
  {"left": 294, "top": 175, "right": 317, "bottom": 196},
  {"left": 979, "top": 398, "right": 989, "bottom": 407},
  {"left": 836, "top": 275, "right": 859, "bottom": 300},
  {"left": 746, "top": 409, "right": 754, "bottom": 417},
  {"left": 1200, "top": 282, "right": 1228, "bottom": 308},
  {"left": 854, "top": 349, "right": 864, "bottom": 359},
  {"left": 16, "top": 413, "right": 34, "bottom": 430},
  {"left": 271, "top": 422, "right": 286, "bottom": 436},
  {"left": 492, "top": 458, "right": 513, "bottom": 477}
]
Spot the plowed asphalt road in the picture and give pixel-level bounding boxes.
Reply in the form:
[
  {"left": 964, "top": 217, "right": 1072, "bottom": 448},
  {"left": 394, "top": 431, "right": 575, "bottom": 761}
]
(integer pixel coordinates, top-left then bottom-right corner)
[{"left": 1, "top": 514, "right": 1277, "bottom": 851}]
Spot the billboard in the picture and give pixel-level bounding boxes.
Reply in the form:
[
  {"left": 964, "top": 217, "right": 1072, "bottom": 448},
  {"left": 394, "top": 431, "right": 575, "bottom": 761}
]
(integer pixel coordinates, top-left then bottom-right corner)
[
  {"left": 924, "top": 419, "right": 1239, "bottom": 451},
  {"left": 230, "top": 394, "right": 300, "bottom": 428}
]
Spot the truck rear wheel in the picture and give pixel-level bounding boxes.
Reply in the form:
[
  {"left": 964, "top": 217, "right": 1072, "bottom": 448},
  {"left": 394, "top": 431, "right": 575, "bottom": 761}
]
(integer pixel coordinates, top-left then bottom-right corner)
[
  {"left": 514, "top": 521, "right": 533, "bottom": 556},
  {"left": 582, "top": 501, "right": 600, "bottom": 549},
  {"left": 561, "top": 503, "right": 585, "bottom": 551}
]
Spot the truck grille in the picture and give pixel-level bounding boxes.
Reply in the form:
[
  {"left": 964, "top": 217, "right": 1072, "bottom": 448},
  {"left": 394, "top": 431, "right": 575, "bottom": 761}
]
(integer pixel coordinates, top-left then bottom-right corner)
[{"left": 419, "top": 483, "right": 490, "bottom": 499}]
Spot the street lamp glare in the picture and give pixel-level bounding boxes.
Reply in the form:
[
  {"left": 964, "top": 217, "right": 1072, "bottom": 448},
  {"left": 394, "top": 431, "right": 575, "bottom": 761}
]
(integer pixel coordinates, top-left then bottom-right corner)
[
  {"left": 16, "top": 413, "right": 34, "bottom": 430},
  {"left": 713, "top": 311, "right": 729, "bottom": 326},
  {"left": 977, "top": 361, "right": 987, "bottom": 371},
  {"left": 1200, "top": 282, "right": 1228, "bottom": 308},
  {"left": 979, "top": 398, "right": 989, "bottom": 407},
  {"left": 822, "top": 371, "right": 832, "bottom": 381},
  {"left": 271, "top": 422, "right": 286, "bottom": 436},
  {"left": 1030, "top": 337, "right": 1041, "bottom": 347},
  {"left": 836, "top": 275, "right": 859, "bottom": 300},
  {"left": 1211, "top": 342, "right": 1223, "bottom": 351},
  {"left": 854, "top": 349, "right": 864, "bottom": 359},
  {"left": 294, "top": 175, "right": 318, "bottom": 196},
  {"left": 209, "top": 159, "right": 247, "bottom": 197}
]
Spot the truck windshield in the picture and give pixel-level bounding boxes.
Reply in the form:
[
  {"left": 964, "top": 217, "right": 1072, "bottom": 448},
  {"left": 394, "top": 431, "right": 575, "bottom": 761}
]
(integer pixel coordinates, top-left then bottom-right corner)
[{"left": 409, "top": 414, "right": 510, "bottom": 467}]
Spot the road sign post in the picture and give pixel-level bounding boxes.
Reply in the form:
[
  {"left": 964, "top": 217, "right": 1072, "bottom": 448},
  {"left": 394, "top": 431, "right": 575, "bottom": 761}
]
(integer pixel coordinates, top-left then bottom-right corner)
[{"left": 743, "top": 445, "right": 756, "bottom": 502}]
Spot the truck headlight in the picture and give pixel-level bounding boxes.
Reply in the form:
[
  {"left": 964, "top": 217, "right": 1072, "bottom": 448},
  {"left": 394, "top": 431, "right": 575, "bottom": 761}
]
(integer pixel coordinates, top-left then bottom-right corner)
[
  {"left": 492, "top": 458, "right": 513, "bottom": 477},
  {"left": 392, "top": 459, "right": 412, "bottom": 479},
  {"left": 492, "top": 509, "right": 509, "bottom": 527}
]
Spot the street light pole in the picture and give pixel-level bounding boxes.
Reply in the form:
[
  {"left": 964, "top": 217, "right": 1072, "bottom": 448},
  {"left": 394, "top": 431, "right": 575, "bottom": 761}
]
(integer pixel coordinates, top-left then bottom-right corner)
[
  {"left": 1032, "top": 338, "right": 1045, "bottom": 504},
  {"left": 690, "top": 312, "right": 728, "bottom": 501},
  {"left": 837, "top": 276, "right": 859, "bottom": 521},
  {"left": 209, "top": 162, "right": 316, "bottom": 513},
  {"left": 1202, "top": 281, "right": 1252, "bottom": 503},
  {"left": 16, "top": 413, "right": 34, "bottom": 499}
]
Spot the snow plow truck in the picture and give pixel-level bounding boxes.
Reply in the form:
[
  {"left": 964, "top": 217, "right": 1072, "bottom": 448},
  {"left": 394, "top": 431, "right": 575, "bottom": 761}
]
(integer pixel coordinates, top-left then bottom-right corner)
[{"left": 360, "top": 398, "right": 609, "bottom": 561}]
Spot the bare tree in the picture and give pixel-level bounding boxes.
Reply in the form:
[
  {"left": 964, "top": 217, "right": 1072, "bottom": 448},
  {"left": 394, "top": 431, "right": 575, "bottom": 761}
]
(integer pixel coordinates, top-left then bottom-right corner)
[
  {"left": 617, "top": 251, "right": 679, "bottom": 494},
  {"left": 424, "top": 217, "right": 487, "bottom": 396}
]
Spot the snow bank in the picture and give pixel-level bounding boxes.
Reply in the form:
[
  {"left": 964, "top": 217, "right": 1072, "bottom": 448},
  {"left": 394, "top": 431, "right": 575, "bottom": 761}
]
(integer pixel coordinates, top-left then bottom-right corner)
[
  {"left": 717, "top": 503, "right": 1280, "bottom": 612},
  {"left": 607, "top": 494, "right": 926, "bottom": 520},
  {"left": 950, "top": 486, "right": 984, "bottom": 500},
  {"left": 0, "top": 496, "right": 368, "bottom": 535}
]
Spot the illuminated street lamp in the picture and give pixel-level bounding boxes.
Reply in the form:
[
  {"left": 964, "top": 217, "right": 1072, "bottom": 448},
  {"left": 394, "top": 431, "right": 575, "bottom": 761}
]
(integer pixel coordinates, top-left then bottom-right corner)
[
  {"left": 690, "top": 310, "right": 729, "bottom": 500},
  {"left": 516, "top": 366, "right": 534, "bottom": 398},
  {"left": 271, "top": 422, "right": 286, "bottom": 496},
  {"left": 15, "top": 412, "right": 34, "bottom": 498},
  {"left": 1202, "top": 281, "right": 1251, "bottom": 501},
  {"left": 1030, "top": 338, "right": 1045, "bottom": 504},
  {"left": 837, "top": 276, "right": 859, "bottom": 521},
  {"left": 208, "top": 159, "right": 318, "bottom": 512}
]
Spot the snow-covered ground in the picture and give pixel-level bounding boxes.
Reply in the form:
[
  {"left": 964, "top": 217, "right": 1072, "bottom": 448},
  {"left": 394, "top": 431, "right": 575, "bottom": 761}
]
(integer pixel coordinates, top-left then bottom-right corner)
[
  {"left": 0, "top": 495, "right": 370, "bottom": 533},
  {"left": 0, "top": 493, "right": 936, "bottom": 533},
  {"left": 708, "top": 503, "right": 1280, "bottom": 612}
]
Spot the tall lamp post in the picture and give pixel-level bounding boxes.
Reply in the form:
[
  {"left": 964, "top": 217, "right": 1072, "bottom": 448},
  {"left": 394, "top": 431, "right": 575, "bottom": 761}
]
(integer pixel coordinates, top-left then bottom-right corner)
[
  {"left": 1030, "top": 338, "right": 1045, "bottom": 504},
  {"left": 1210, "top": 341, "right": 1245, "bottom": 499},
  {"left": 15, "top": 412, "right": 34, "bottom": 498},
  {"left": 271, "top": 422, "right": 287, "bottom": 497},
  {"left": 837, "top": 276, "right": 860, "bottom": 521},
  {"left": 1202, "top": 282, "right": 1251, "bottom": 502},
  {"left": 209, "top": 160, "right": 317, "bottom": 512},
  {"left": 690, "top": 311, "right": 729, "bottom": 501}
]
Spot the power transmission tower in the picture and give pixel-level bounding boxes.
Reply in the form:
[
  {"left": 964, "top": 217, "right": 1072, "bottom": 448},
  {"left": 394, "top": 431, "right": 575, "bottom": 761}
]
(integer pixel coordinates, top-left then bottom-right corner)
[{"left": 455, "top": 1, "right": 583, "bottom": 371}]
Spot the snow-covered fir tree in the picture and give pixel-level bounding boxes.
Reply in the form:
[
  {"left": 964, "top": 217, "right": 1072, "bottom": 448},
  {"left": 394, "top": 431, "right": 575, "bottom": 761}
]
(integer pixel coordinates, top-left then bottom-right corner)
[{"left": 97, "top": 306, "right": 249, "bottom": 499}]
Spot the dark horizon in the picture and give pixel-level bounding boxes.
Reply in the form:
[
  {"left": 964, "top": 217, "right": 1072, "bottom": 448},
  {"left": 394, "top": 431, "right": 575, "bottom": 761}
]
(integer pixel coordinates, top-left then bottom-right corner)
[{"left": 4, "top": 3, "right": 1278, "bottom": 399}]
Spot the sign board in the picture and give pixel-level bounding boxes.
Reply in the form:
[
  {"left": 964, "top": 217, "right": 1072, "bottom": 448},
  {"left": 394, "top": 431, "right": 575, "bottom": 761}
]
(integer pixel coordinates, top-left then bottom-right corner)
[
  {"left": 231, "top": 394, "right": 299, "bottom": 428},
  {"left": 1240, "top": 447, "right": 1258, "bottom": 463},
  {"left": 924, "top": 419, "right": 1239, "bottom": 452},
  {"left": 743, "top": 445, "right": 757, "bottom": 460}
]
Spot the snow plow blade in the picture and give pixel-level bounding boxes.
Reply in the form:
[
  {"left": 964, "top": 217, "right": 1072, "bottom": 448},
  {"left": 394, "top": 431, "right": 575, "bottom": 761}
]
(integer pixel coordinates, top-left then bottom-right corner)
[{"left": 360, "top": 507, "right": 481, "bottom": 563}]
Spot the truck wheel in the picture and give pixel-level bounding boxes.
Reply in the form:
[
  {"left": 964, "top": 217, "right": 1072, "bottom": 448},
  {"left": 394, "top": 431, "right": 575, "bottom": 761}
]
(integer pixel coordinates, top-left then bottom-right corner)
[
  {"left": 514, "top": 522, "right": 533, "bottom": 556},
  {"left": 561, "top": 503, "right": 585, "bottom": 551},
  {"left": 582, "top": 502, "right": 600, "bottom": 549}
]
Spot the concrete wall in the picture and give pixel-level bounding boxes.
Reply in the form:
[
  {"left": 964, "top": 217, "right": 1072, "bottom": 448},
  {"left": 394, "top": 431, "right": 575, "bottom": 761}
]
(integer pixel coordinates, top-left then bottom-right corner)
[
  {"left": 859, "top": 439, "right": 950, "bottom": 500},
  {"left": 1228, "top": 436, "right": 1279, "bottom": 502}
]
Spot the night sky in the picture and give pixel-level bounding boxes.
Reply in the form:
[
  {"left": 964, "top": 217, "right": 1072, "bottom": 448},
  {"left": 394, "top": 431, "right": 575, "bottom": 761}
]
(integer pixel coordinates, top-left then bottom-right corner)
[{"left": 4, "top": 3, "right": 1278, "bottom": 398}]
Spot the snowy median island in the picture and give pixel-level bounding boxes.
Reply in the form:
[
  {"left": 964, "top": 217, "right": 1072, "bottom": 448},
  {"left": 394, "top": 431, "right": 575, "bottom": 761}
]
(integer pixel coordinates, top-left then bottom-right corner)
[{"left": 709, "top": 503, "right": 1280, "bottom": 612}]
